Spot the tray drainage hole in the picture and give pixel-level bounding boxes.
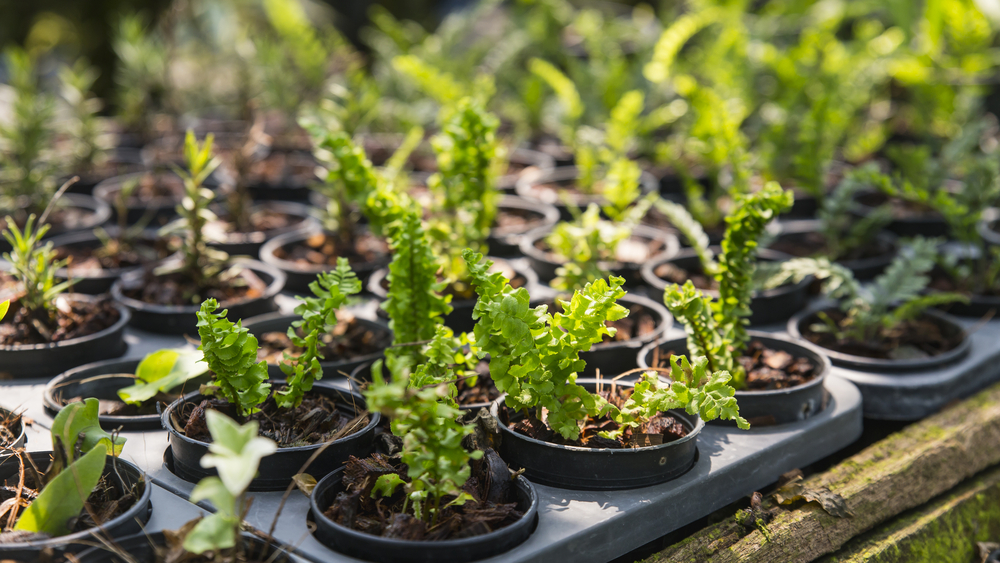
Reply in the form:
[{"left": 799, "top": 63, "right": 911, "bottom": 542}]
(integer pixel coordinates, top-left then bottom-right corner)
[{"left": 659, "top": 457, "right": 667, "bottom": 466}]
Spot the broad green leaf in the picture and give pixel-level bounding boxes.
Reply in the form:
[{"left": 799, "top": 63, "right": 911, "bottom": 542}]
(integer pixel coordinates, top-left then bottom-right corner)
[
  {"left": 15, "top": 445, "right": 107, "bottom": 536},
  {"left": 118, "top": 348, "right": 208, "bottom": 405},
  {"left": 187, "top": 476, "right": 236, "bottom": 517},
  {"left": 53, "top": 399, "right": 125, "bottom": 459},
  {"left": 0, "top": 300, "right": 8, "bottom": 322},
  {"left": 182, "top": 512, "right": 238, "bottom": 554},
  {"left": 372, "top": 474, "right": 405, "bottom": 499},
  {"left": 200, "top": 410, "right": 277, "bottom": 496}
]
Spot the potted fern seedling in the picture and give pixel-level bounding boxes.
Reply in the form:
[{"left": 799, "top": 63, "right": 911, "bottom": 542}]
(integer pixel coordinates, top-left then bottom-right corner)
[
  {"left": 788, "top": 237, "right": 971, "bottom": 371},
  {"left": 310, "top": 351, "right": 539, "bottom": 563},
  {"left": 0, "top": 211, "right": 130, "bottom": 378},
  {"left": 641, "top": 184, "right": 812, "bottom": 325},
  {"left": 162, "top": 297, "right": 379, "bottom": 491},
  {"left": 464, "top": 250, "right": 746, "bottom": 489},
  {"left": 0, "top": 49, "right": 111, "bottom": 249},
  {"left": 245, "top": 257, "right": 393, "bottom": 379},
  {"left": 111, "top": 132, "right": 285, "bottom": 335},
  {"left": 767, "top": 167, "right": 898, "bottom": 280},
  {"left": 0, "top": 398, "right": 152, "bottom": 560},
  {"left": 638, "top": 187, "right": 833, "bottom": 425},
  {"left": 74, "top": 411, "right": 295, "bottom": 563},
  {"left": 44, "top": 347, "right": 209, "bottom": 431}
]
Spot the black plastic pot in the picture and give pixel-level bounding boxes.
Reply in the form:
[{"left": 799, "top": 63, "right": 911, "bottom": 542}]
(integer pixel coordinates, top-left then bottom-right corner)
[
  {"left": 0, "top": 406, "right": 26, "bottom": 452},
  {"left": 259, "top": 228, "right": 391, "bottom": 294},
  {"left": 787, "top": 304, "right": 971, "bottom": 372},
  {"left": 521, "top": 224, "right": 680, "bottom": 288},
  {"left": 0, "top": 194, "right": 112, "bottom": 254},
  {"left": 60, "top": 152, "right": 144, "bottom": 196},
  {"left": 310, "top": 467, "right": 538, "bottom": 563},
  {"left": 243, "top": 312, "right": 392, "bottom": 380},
  {"left": 93, "top": 171, "right": 186, "bottom": 227},
  {"left": 366, "top": 257, "right": 540, "bottom": 335},
  {"left": 641, "top": 247, "right": 811, "bottom": 325},
  {"left": 44, "top": 357, "right": 209, "bottom": 431},
  {"left": 851, "top": 189, "right": 950, "bottom": 238},
  {"left": 488, "top": 195, "right": 560, "bottom": 257},
  {"left": 988, "top": 549, "right": 1000, "bottom": 563},
  {"left": 768, "top": 219, "right": 898, "bottom": 280},
  {"left": 514, "top": 166, "right": 660, "bottom": 221},
  {"left": 0, "top": 451, "right": 152, "bottom": 560},
  {"left": 209, "top": 201, "right": 319, "bottom": 256},
  {"left": 491, "top": 379, "right": 702, "bottom": 490},
  {"left": 162, "top": 385, "right": 380, "bottom": 491},
  {"left": 47, "top": 228, "right": 170, "bottom": 295},
  {"left": 110, "top": 258, "right": 285, "bottom": 335},
  {"left": 72, "top": 530, "right": 294, "bottom": 563},
  {"left": 498, "top": 147, "right": 556, "bottom": 192},
  {"left": 638, "top": 332, "right": 830, "bottom": 425},
  {"left": 0, "top": 295, "right": 130, "bottom": 379}
]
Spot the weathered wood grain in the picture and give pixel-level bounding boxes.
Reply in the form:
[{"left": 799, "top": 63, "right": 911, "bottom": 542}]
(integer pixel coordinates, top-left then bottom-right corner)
[{"left": 643, "top": 381, "right": 1000, "bottom": 563}]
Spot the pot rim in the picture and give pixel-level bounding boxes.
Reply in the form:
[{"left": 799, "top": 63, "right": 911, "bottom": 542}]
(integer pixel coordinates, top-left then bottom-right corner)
[
  {"left": 520, "top": 223, "right": 681, "bottom": 271},
  {"left": 491, "top": 377, "right": 705, "bottom": 454},
  {"left": 769, "top": 219, "right": 899, "bottom": 271},
  {"left": 110, "top": 258, "right": 285, "bottom": 314},
  {"left": 48, "top": 228, "right": 168, "bottom": 282},
  {"left": 513, "top": 165, "right": 658, "bottom": 204},
  {"left": 210, "top": 200, "right": 320, "bottom": 245},
  {"left": 637, "top": 331, "right": 832, "bottom": 398},
  {"left": 0, "top": 451, "right": 150, "bottom": 551},
  {"left": 242, "top": 312, "right": 392, "bottom": 370},
  {"left": 161, "top": 386, "right": 381, "bottom": 454},
  {"left": 0, "top": 295, "right": 131, "bottom": 352},
  {"left": 259, "top": 228, "right": 389, "bottom": 275},
  {"left": 492, "top": 194, "right": 560, "bottom": 236},
  {"left": 786, "top": 302, "right": 972, "bottom": 370},
  {"left": 639, "top": 246, "right": 810, "bottom": 299},
  {"left": 93, "top": 170, "right": 186, "bottom": 207},
  {"left": 310, "top": 466, "right": 539, "bottom": 550}
]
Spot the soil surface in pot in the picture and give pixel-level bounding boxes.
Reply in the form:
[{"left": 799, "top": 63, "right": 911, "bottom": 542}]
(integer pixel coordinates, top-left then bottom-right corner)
[
  {"left": 0, "top": 297, "right": 121, "bottom": 346},
  {"left": 457, "top": 362, "right": 501, "bottom": 406},
  {"left": 652, "top": 340, "right": 819, "bottom": 391},
  {"left": 60, "top": 384, "right": 179, "bottom": 417},
  {"left": 506, "top": 384, "right": 687, "bottom": 448},
  {"left": 324, "top": 449, "right": 523, "bottom": 541},
  {"left": 216, "top": 207, "right": 304, "bottom": 235},
  {"left": 1, "top": 203, "right": 98, "bottom": 234},
  {"left": 122, "top": 265, "right": 264, "bottom": 307},
  {"left": 653, "top": 261, "right": 792, "bottom": 293},
  {"left": 55, "top": 240, "right": 169, "bottom": 273},
  {"left": 178, "top": 387, "right": 369, "bottom": 447},
  {"left": 769, "top": 231, "right": 889, "bottom": 262},
  {"left": 0, "top": 459, "right": 139, "bottom": 542},
  {"left": 536, "top": 299, "right": 658, "bottom": 344},
  {"left": 106, "top": 173, "right": 184, "bottom": 204},
  {"left": 274, "top": 232, "right": 389, "bottom": 268},
  {"left": 535, "top": 236, "right": 665, "bottom": 265},
  {"left": 257, "top": 316, "right": 392, "bottom": 366},
  {"left": 0, "top": 412, "right": 21, "bottom": 447},
  {"left": 248, "top": 151, "right": 316, "bottom": 185},
  {"left": 800, "top": 309, "right": 964, "bottom": 360},
  {"left": 492, "top": 208, "right": 547, "bottom": 236},
  {"left": 928, "top": 269, "right": 1000, "bottom": 297},
  {"left": 524, "top": 180, "right": 609, "bottom": 204},
  {"left": 856, "top": 192, "right": 941, "bottom": 220}
]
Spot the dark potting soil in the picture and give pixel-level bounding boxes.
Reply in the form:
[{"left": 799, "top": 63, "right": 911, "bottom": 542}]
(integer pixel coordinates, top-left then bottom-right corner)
[
  {"left": 0, "top": 459, "right": 138, "bottom": 541},
  {"left": 652, "top": 340, "right": 818, "bottom": 391},
  {"left": 122, "top": 266, "right": 263, "bottom": 307},
  {"left": 257, "top": 316, "right": 392, "bottom": 366},
  {"left": 928, "top": 269, "right": 1000, "bottom": 297},
  {"left": 0, "top": 297, "right": 120, "bottom": 346},
  {"left": 768, "top": 231, "right": 889, "bottom": 262},
  {"left": 274, "top": 232, "right": 389, "bottom": 268},
  {"left": 107, "top": 173, "right": 184, "bottom": 204},
  {"left": 492, "top": 208, "right": 546, "bottom": 236},
  {"left": 55, "top": 241, "right": 167, "bottom": 273},
  {"left": 654, "top": 262, "right": 715, "bottom": 290},
  {"left": 179, "top": 388, "right": 369, "bottom": 447},
  {"left": 1, "top": 204, "right": 97, "bottom": 235},
  {"left": 856, "top": 192, "right": 941, "bottom": 219},
  {"left": 535, "top": 236, "right": 666, "bottom": 265},
  {"left": 219, "top": 209, "right": 303, "bottom": 235},
  {"left": 324, "top": 450, "right": 524, "bottom": 541},
  {"left": 525, "top": 180, "right": 602, "bottom": 204},
  {"left": 507, "top": 384, "right": 688, "bottom": 449},
  {"left": 247, "top": 151, "right": 316, "bottom": 185},
  {"left": 457, "top": 362, "right": 501, "bottom": 406},
  {"left": 800, "top": 309, "right": 964, "bottom": 360}
]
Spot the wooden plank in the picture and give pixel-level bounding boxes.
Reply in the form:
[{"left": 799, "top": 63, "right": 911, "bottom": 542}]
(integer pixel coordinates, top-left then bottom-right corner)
[
  {"left": 642, "top": 381, "right": 1000, "bottom": 563},
  {"left": 817, "top": 464, "right": 1000, "bottom": 563}
]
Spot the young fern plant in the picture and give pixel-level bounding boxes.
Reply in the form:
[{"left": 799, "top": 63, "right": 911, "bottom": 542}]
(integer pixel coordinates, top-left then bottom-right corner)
[
  {"left": 663, "top": 184, "right": 794, "bottom": 388},
  {"left": 463, "top": 250, "right": 747, "bottom": 440},
  {"left": 812, "top": 237, "right": 967, "bottom": 344},
  {"left": 276, "top": 258, "right": 361, "bottom": 409},
  {"left": 815, "top": 165, "right": 893, "bottom": 261},
  {"left": 365, "top": 368, "right": 481, "bottom": 525},
  {"left": 196, "top": 299, "right": 271, "bottom": 417}
]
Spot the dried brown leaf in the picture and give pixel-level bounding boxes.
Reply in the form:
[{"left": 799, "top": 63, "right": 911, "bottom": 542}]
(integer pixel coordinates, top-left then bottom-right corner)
[{"left": 773, "top": 476, "right": 853, "bottom": 518}]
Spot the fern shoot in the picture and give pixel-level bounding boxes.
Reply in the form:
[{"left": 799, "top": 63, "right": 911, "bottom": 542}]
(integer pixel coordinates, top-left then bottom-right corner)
[{"left": 196, "top": 299, "right": 271, "bottom": 417}]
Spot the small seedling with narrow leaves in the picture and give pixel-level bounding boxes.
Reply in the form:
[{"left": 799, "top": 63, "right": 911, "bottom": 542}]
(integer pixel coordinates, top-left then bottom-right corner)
[
  {"left": 276, "top": 258, "right": 362, "bottom": 409},
  {"left": 196, "top": 299, "right": 271, "bottom": 417},
  {"left": 58, "top": 59, "right": 108, "bottom": 176},
  {"left": 0, "top": 48, "right": 56, "bottom": 212},
  {"left": 183, "top": 411, "right": 277, "bottom": 554}
]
